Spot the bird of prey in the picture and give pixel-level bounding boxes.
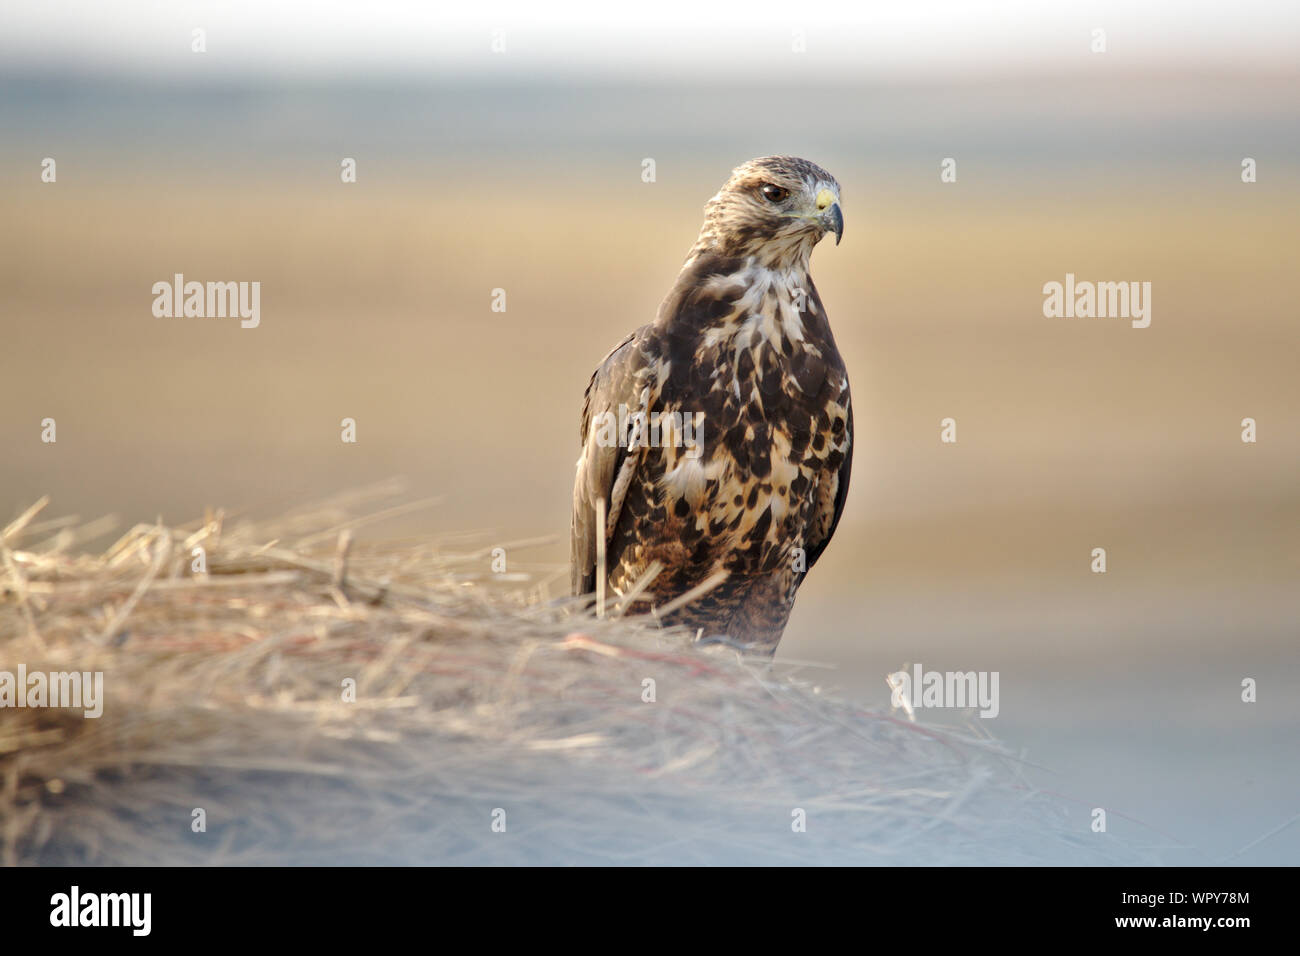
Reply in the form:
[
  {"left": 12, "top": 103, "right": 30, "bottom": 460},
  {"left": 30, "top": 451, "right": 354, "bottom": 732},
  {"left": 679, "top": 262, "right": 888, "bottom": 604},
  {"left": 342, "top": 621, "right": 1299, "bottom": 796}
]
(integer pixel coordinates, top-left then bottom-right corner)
[{"left": 571, "top": 156, "right": 852, "bottom": 653}]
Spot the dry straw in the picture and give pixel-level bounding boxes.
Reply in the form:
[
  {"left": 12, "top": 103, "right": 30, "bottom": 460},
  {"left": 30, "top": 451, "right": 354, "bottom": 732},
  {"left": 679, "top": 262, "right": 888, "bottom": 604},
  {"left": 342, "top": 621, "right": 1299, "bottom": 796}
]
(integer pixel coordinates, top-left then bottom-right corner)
[{"left": 1, "top": 484, "right": 1154, "bottom": 865}]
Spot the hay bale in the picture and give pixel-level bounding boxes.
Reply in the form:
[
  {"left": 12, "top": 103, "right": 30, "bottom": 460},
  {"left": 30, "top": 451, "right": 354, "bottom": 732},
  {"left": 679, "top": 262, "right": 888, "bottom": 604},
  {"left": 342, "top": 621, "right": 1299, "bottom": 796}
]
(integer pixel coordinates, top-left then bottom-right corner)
[{"left": 1, "top": 489, "right": 1152, "bottom": 865}]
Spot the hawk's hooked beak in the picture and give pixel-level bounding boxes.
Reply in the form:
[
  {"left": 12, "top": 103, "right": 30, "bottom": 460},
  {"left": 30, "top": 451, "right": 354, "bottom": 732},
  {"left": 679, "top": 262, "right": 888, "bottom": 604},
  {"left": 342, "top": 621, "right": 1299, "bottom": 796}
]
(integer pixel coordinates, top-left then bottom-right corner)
[{"left": 815, "top": 188, "right": 844, "bottom": 245}]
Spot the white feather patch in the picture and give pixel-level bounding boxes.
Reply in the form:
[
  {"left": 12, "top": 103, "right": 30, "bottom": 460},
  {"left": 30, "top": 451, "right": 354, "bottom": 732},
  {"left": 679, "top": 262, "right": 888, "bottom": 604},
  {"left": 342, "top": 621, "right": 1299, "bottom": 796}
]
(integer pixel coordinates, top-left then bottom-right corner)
[{"left": 660, "top": 457, "right": 707, "bottom": 507}]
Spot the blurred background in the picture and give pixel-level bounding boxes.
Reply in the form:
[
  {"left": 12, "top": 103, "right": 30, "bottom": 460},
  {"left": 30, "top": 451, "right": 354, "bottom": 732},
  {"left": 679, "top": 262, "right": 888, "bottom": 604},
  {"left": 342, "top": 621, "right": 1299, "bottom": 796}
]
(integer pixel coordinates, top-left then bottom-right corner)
[{"left": 1, "top": 1, "right": 1297, "bottom": 863}]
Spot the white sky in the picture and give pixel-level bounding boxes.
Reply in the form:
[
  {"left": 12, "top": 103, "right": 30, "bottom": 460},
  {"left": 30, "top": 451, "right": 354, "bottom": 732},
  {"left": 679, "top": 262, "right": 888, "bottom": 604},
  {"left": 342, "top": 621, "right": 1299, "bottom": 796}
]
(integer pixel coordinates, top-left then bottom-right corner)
[{"left": 0, "top": 0, "right": 1296, "bottom": 79}]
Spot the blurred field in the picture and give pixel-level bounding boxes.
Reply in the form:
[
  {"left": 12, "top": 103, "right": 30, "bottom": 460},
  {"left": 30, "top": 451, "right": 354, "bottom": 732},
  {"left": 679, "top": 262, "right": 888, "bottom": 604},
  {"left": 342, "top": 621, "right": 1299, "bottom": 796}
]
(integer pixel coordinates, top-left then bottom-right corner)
[
  {"left": 4, "top": 173, "right": 1296, "bottom": 533},
  {"left": 2, "top": 72, "right": 1298, "bottom": 863},
  {"left": 3, "top": 173, "right": 1296, "bottom": 574}
]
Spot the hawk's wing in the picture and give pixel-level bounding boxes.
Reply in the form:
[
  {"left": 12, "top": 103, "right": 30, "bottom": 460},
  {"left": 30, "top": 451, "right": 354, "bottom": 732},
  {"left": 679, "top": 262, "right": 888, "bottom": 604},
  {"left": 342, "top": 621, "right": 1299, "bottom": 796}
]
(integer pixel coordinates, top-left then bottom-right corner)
[
  {"left": 802, "top": 398, "right": 853, "bottom": 574},
  {"left": 571, "top": 327, "right": 652, "bottom": 596}
]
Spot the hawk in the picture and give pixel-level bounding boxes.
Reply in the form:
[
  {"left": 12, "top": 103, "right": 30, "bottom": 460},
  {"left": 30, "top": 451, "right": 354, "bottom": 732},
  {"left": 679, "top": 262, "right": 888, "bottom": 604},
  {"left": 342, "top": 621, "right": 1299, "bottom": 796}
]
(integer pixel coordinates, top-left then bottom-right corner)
[{"left": 571, "top": 156, "right": 853, "bottom": 653}]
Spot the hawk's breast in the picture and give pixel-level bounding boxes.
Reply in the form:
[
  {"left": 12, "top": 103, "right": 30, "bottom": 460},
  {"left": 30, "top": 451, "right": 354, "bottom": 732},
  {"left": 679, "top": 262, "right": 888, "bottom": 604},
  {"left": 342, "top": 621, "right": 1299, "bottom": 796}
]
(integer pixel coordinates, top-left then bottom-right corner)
[{"left": 612, "top": 264, "right": 850, "bottom": 598}]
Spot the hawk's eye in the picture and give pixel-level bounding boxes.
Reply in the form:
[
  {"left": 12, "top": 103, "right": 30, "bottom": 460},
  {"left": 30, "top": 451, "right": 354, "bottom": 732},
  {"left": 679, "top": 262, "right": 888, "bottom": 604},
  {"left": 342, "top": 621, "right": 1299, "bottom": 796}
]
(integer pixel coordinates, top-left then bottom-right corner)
[{"left": 760, "top": 184, "right": 790, "bottom": 203}]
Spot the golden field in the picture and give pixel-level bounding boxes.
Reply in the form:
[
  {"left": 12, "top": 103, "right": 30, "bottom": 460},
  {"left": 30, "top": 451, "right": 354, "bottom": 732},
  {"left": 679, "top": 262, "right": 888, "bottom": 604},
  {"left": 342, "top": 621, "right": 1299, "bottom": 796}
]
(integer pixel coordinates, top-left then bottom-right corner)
[{"left": 3, "top": 149, "right": 1298, "bottom": 861}]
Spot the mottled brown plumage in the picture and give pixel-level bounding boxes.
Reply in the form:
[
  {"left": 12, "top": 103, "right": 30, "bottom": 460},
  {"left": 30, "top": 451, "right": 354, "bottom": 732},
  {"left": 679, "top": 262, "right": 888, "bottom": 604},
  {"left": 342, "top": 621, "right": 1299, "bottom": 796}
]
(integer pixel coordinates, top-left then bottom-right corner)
[{"left": 571, "top": 156, "right": 853, "bottom": 653}]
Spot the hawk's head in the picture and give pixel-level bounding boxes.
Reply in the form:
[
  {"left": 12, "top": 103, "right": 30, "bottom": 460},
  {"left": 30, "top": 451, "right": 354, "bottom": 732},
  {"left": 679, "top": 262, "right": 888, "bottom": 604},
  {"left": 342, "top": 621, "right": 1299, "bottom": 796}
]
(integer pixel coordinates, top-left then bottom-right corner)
[{"left": 693, "top": 156, "right": 843, "bottom": 267}]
